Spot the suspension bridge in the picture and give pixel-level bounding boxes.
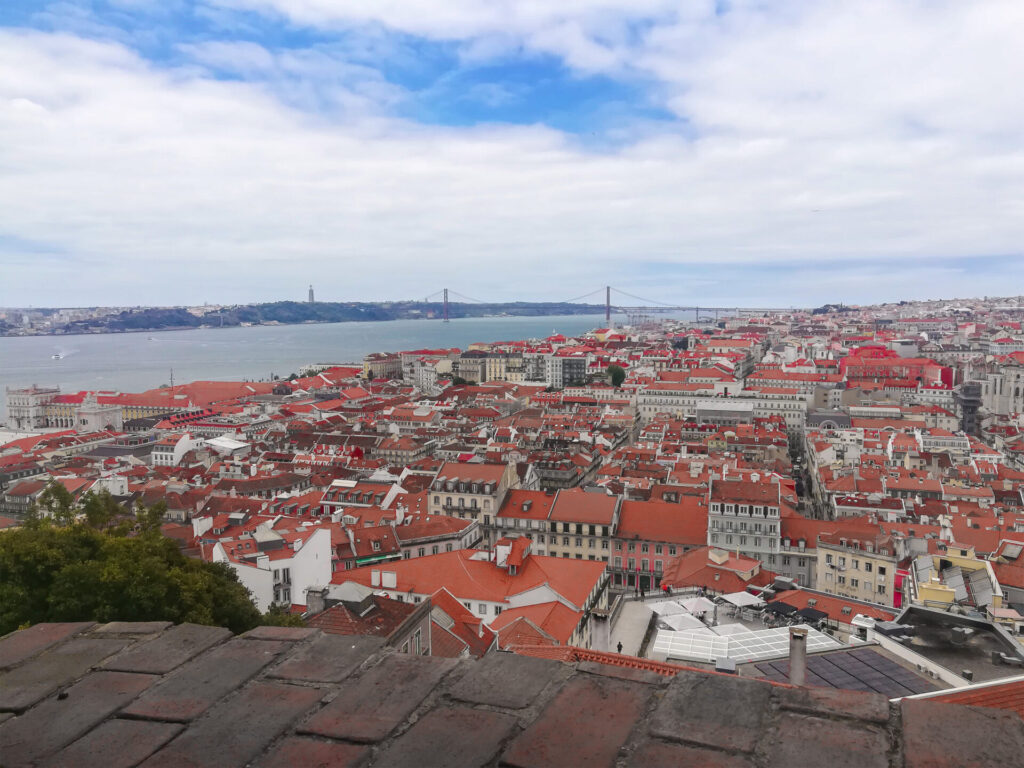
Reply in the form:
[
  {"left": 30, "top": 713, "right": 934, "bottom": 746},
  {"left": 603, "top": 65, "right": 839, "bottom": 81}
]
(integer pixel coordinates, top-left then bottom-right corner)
[{"left": 422, "top": 286, "right": 794, "bottom": 324}]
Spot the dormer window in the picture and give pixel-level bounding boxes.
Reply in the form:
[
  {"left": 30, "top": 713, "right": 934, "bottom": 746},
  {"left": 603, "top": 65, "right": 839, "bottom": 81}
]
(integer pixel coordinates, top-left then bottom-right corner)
[{"left": 372, "top": 540, "right": 381, "bottom": 551}]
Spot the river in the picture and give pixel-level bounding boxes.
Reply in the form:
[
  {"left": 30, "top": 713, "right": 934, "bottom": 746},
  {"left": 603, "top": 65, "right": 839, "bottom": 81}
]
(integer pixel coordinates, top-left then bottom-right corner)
[{"left": 0, "top": 314, "right": 639, "bottom": 422}]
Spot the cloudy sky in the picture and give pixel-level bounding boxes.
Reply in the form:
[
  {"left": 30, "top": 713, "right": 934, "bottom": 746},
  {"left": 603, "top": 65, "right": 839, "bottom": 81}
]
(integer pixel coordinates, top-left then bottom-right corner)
[{"left": 1, "top": 0, "right": 1023, "bottom": 308}]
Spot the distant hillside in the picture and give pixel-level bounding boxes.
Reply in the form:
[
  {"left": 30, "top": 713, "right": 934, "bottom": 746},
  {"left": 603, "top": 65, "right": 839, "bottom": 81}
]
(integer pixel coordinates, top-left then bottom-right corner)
[{"left": 10, "top": 301, "right": 607, "bottom": 336}]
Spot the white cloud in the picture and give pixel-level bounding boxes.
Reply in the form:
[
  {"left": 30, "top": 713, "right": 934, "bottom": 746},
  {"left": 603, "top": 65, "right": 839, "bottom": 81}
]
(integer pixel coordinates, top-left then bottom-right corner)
[{"left": 1, "top": 0, "right": 1024, "bottom": 306}]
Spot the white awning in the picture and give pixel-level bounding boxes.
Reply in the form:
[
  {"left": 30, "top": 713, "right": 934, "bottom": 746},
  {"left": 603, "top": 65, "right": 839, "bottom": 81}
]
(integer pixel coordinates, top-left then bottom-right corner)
[
  {"left": 680, "top": 596, "right": 717, "bottom": 615},
  {"left": 721, "top": 591, "right": 764, "bottom": 608}
]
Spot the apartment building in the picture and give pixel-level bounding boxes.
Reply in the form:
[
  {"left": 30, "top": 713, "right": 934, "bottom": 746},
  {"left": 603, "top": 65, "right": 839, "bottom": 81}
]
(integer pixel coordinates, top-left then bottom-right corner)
[
  {"left": 545, "top": 487, "right": 620, "bottom": 562},
  {"left": 611, "top": 496, "right": 708, "bottom": 592},
  {"left": 707, "top": 476, "right": 782, "bottom": 568},
  {"left": 362, "top": 352, "right": 402, "bottom": 380},
  {"left": 637, "top": 386, "right": 810, "bottom": 430},
  {"left": 427, "top": 461, "right": 519, "bottom": 543},
  {"left": 816, "top": 532, "right": 899, "bottom": 607}
]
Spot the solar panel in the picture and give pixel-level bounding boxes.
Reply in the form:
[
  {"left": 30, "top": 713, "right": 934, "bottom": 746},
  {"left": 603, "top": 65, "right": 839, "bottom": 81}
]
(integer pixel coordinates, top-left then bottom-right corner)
[
  {"left": 755, "top": 648, "right": 937, "bottom": 696},
  {"left": 968, "top": 568, "right": 994, "bottom": 607},
  {"left": 941, "top": 566, "right": 969, "bottom": 601}
]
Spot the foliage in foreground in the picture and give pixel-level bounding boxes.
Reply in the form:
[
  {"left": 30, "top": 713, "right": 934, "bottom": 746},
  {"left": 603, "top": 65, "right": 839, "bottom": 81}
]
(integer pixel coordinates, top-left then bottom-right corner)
[{"left": 0, "top": 485, "right": 302, "bottom": 636}]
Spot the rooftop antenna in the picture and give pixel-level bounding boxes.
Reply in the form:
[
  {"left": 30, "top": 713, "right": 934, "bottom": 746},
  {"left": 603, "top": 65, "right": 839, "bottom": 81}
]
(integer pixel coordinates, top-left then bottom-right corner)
[{"left": 170, "top": 367, "right": 174, "bottom": 390}]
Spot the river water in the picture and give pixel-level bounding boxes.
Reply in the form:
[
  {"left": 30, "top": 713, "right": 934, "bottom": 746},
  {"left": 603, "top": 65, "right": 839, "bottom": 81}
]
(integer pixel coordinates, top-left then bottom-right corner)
[{"left": 0, "top": 314, "right": 626, "bottom": 422}]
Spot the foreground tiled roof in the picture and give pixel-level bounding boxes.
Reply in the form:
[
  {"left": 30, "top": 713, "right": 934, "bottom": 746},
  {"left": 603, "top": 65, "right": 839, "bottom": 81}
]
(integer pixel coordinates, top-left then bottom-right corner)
[{"left": 2, "top": 621, "right": 1024, "bottom": 767}]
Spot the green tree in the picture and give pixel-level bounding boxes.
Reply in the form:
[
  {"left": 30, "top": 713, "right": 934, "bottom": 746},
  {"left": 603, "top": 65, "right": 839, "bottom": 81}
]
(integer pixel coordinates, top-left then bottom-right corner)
[
  {"left": 260, "top": 603, "right": 306, "bottom": 627},
  {"left": 607, "top": 364, "right": 626, "bottom": 387},
  {"left": 0, "top": 517, "right": 263, "bottom": 636},
  {"left": 36, "top": 482, "right": 76, "bottom": 526}
]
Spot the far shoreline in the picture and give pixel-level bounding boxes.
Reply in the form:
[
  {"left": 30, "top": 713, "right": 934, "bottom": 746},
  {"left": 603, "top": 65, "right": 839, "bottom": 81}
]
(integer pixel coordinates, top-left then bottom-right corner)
[{"left": 0, "top": 311, "right": 615, "bottom": 340}]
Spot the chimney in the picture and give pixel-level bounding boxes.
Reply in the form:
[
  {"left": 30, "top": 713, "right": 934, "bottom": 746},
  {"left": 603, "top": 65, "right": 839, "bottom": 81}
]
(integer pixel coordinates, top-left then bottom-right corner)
[
  {"left": 789, "top": 627, "right": 808, "bottom": 686},
  {"left": 306, "top": 586, "right": 327, "bottom": 616}
]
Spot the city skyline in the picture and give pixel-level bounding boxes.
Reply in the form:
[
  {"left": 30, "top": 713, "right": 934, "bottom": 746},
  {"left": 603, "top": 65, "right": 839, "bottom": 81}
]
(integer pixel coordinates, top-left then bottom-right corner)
[{"left": 2, "top": 1, "right": 1023, "bottom": 307}]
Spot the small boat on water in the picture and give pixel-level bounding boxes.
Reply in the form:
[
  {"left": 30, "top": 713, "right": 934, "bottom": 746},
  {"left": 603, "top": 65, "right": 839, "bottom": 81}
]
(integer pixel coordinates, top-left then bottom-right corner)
[{"left": 52, "top": 353, "right": 63, "bottom": 360}]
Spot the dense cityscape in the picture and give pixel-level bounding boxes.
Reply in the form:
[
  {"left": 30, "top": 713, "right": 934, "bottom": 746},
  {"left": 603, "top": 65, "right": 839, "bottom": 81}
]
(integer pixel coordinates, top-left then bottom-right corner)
[
  {"left": 3, "top": 296, "right": 1024, "bottom": 763},
  {"left": 3, "top": 0, "right": 1023, "bottom": 761}
]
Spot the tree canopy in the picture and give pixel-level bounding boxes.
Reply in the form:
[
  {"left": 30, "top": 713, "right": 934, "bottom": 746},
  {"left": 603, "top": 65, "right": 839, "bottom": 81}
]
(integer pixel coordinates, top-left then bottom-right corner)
[
  {"left": 607, "top": 364, "right": 627, "bottom": 387},
  {"left": 0, "top": 485, "right": 301, "bottom": 635}
]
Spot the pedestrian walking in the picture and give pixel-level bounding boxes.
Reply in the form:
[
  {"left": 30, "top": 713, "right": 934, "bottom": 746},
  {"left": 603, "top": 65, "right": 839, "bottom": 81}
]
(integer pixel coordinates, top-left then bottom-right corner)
[{"left": 617, "top": 641, "right": 623, "bottom": 654}]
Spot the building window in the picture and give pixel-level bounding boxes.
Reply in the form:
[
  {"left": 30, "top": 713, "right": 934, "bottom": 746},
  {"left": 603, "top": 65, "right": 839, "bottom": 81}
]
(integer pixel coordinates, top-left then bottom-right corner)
[
  {"left": 878, "top": 585, "right": 886, "bottom": 594},
  {"left": 576, "top": 537, "right": 582, "bottom": 547},
  {"left": 669, "top": 545, "right": 677, "bottom": 555},
  {"left": 641, "top": 543, "right": 649, "bottom": 554},
  {"left": 878, "top": 566, "right": 887, "bottom": 575},
  {"left": 641, "top": 559, "right": 649, "bottom": 571},
  {"left": 864, "top": 562, "right": 872, "bottom": 573},
  {"left": 563, "top": 536, "right": 570, "bottom": 546},
  {"left": 614, "top": 557, "right": 622, "bottom": 568},
  {"left": 851, "top": 578, "right": 859, "bottom": 588},
  {"left": 628, "top": 558, "right": 636, "bottom": 570},
  {"left": 628, "top": 543, "right": 635, "bottom": 552},
  {"left": 418, "top": 547, "right": 426, "bottom": 557},
  {"left": 601, "top": 540, "right": 609, "bottom": 550}
]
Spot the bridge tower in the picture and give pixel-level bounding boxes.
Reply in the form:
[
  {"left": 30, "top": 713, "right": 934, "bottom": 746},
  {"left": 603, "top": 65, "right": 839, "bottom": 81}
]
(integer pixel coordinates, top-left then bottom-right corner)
[
  {"left": 443, "top": 288, "right": 449, "bottom": 323},
  {"left": 605, "top": 286, "right": 611, "bottom": 327}
]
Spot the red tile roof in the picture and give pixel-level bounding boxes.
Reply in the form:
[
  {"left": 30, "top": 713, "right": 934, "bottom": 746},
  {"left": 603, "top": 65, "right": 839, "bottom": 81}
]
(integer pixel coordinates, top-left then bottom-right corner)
[
  {"left": 549, "top": 488, "right": 619, "bottom": 525},
  {"left": 616, "top": 497, "right": 708, "bottom": 546},
  {"left": 926, "top": 679, "right": 1024, "bottom": 721},
  {"left": 333, "top": 550, "right": 606, "bottom": 610},
  {"left": 768, "top": 589, "right": 895, "bottom": 623},
  {"left": 491, "top": 602, "right": 582, "bottom": 647},
  {"left": 306, "top": 595, "right": 416, "bottom": 637}
]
